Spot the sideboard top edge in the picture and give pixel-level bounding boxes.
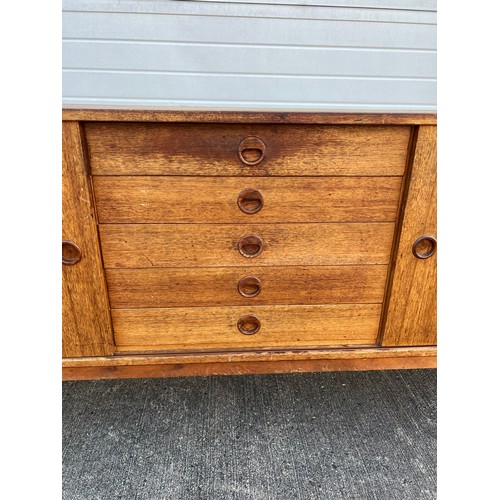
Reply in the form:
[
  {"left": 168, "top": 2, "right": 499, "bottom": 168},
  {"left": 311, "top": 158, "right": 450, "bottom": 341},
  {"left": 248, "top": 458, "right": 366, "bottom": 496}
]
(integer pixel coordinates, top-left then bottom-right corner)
[{"left": 62, "top": 108, "right": 437, "bottom": 125}]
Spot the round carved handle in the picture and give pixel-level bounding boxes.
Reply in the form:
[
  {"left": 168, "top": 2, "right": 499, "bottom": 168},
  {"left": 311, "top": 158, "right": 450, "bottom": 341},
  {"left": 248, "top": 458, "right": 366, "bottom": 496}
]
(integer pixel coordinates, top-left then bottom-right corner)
[
  {"left": 238, "top": 136, "right": 266, "bottom": 166},
  {"left": 412, "top": 235, "right": 437, "bottom": 259},
  {"left": 237, "top": 188, "right": 264, "bottom": 214},
  {"left": 237, "top": 314, "right": 261, "bottom": 335},
  {"left": 238, "top": 234, "right": 264, "bottom": 258},
  {"left": 238, "top": 276, "right": 262, "bottom": 298},
  {"left": 62, "top": 240, "right": 82, "bottom": 265}
]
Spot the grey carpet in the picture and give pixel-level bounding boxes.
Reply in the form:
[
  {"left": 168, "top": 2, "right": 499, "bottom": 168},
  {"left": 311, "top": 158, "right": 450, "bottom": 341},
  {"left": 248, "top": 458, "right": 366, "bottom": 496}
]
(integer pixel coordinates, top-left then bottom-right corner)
[{"left": 62, "top": 369, "right": 436, "bottom": 500}]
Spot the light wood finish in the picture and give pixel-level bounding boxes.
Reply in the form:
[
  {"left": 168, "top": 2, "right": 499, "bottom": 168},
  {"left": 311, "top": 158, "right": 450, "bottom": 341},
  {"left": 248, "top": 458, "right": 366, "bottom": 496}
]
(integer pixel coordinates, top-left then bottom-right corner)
[
  {"left": 62, "top": 357, "right": 437, "bottom": 380},
  {"left": 93, "top": 176, "right": 403, "bottom": 224},
  {"left": 63, "top": 108, "right": 437, "bottom": 125},
  {"left": 62, "top": 121, "right": 114, "bottom": 357},
  {"left": 62, "top": 346, "right": 437, "bottom": 380},
  {"left": 85, "top": 123, "right": 410, "bottom": 176},
  {"left": 381, "top": 126, "right": 437, "bottom": 346},
  {"left": 106, "top": 265, "right": 388, "bottom": 308},
  {"left": 112, "top": 304, "right": 382, "bottom": 352},
  {"left": 99, "top": 223, "right": 395, "bottom": 268},
  {"left": 63, "top": 346, "right": 437, "bottom": 367}
]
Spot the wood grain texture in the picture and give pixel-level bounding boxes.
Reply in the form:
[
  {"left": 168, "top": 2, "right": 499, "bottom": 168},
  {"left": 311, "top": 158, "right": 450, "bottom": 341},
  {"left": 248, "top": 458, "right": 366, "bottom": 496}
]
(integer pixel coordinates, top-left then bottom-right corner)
[
  {"left": 85, "top": 123, "right": 410, "bottom": 176},
  {"left": 63, "top": 109, "right": 437, "bottom": 125},
  {"left": 106, "top": 265, "right": 388, "bottom": 308},
  {"left": 63, "top": 356, "right": 436, "bottom": 380},
  {"left": 62, "top": 121, "right": 114, "bottom": 357},
  {"left": 99, "top": 223, "right": 395, "bottom": 268},
  {"left": 381, "top": 126, "right": 436, "bottom": 346},
  {"left": 63, "top": 346, "right": 437, "bottom": 367},
  {"left": 93, "top": 176, "right": 402, "bottom": 224},
  {"left": 112, "top": 304, "right": 382, "bottom": 351},
  {"left": 62, "top": 110, "right": 437, "bottom": 125},
  {"left": 62, "top": 346, "right": 437, "bottom": 380}
]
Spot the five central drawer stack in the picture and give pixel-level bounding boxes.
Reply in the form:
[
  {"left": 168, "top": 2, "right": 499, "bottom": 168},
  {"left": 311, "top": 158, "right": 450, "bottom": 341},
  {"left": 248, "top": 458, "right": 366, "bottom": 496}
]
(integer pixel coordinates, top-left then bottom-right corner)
[{"left": 86, "top": 122, "right": 410, "bottom": 353}]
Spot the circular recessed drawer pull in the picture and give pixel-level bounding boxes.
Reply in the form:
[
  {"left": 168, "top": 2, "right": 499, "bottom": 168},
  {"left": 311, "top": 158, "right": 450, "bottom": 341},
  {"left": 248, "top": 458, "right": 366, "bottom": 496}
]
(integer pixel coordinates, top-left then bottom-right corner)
[
  {"left": 238, "top": 234, "right": 264, "bottom": 258},
  {"left": 412, "top": 235, "right": 437, "bottom": 259},
  {"left": 237, "top": 188, "right": 264, "bottom": 214},
  {"left": 237, "top": 314, "right": 261, "bottom": 335},
  {"left": 238, "top": 136, "right": 266, "bottom": 166},
  {"left": 237, "top": 276, "right": 262, "bottom": 298},
  {"left": 62, "top": 240, "right": 82, "bottom": 265}
]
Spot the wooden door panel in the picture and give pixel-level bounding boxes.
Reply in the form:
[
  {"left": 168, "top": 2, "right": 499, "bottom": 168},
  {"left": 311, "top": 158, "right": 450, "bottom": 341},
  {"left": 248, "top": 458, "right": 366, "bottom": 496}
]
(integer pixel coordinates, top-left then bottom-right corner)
[
  {"left": 381, "top": 126, "right": 437, "bottom": 346},
  {"left": 62, "top": 121, "right": 115, "bottom": 357}
]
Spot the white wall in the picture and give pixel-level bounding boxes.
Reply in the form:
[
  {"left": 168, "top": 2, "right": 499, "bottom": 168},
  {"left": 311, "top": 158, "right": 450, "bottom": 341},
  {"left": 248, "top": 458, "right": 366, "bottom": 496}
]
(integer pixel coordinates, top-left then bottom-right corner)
[{"left": 62, "top": 0, "right": 436, "bottom": 111}]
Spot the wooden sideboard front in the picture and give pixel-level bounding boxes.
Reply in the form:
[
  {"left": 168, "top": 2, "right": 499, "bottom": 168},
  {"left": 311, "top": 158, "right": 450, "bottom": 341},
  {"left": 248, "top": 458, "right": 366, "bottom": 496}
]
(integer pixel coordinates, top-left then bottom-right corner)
[{"left": 62, "top": 110, "right": 437, "bottom": 380}]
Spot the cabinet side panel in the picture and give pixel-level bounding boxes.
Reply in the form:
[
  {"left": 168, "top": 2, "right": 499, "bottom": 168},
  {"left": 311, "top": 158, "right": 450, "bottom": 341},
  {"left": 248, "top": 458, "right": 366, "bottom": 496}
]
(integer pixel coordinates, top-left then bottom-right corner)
[
  {"left": 62, "top": 121, "right": 115, "bottom": 356},
  {"left": 381, "top": 125, "right": 436, "bottom": 346}
]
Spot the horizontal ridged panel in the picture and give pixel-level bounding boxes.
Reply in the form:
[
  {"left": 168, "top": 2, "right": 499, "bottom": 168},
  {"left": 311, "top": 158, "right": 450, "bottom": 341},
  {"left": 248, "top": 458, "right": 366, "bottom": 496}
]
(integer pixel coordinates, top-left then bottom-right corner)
[
  {"left": 63, "top": 12, "right": 436, "bottom": 48},
  {"left": 63, "top": 1, "right": 436, "bottom": 23},
  {"left": 62, "top": 2, "right": 436, "bottom": 111},
  {"left": 186, "top": 0, "right": 436, "bottom": 9},
  {"left": 63, "top": 41, "right": 436, "bottom": 78},
  {"left": 64, "top": 71, "right": 435, "bottom": 106}
]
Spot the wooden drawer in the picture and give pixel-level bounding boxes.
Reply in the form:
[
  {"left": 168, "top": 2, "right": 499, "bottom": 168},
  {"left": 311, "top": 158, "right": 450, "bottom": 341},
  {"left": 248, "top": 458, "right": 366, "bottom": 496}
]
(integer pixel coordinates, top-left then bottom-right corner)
[
  {"left": 106, "top": 265, "right": 388, "bottom": 308},
  {"left": 99, "top": 223, "right": 395, "bottom": 268},
  {"left": 112, "top": 304, "right": 382, "bottom": 352},
  {"left": 93, "top": 176, "right": 402, "bottom": 224},
  {"left": 85, "top": 123, "right": 411, "bottom": 176}
]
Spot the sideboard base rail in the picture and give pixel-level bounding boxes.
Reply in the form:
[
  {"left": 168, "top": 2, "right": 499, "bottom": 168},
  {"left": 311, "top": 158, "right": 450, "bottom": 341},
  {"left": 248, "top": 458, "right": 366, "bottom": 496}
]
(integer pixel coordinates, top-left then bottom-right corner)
[{"left": 63, "top": 346, "right": 436, "bottom": 380}]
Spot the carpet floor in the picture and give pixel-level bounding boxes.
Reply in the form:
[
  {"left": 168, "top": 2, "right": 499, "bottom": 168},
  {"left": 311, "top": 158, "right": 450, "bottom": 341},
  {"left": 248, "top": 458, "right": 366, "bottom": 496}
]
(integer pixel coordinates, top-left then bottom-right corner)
[{"left": 62, "top": 369, "right": 436, "bottom": 500}]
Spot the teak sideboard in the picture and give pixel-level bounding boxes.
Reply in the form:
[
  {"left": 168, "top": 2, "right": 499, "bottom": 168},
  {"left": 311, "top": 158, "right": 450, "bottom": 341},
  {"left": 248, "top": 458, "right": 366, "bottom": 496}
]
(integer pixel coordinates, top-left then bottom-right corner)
[{"left": 62, "top": 110, "right": 437, "bottom": 380}]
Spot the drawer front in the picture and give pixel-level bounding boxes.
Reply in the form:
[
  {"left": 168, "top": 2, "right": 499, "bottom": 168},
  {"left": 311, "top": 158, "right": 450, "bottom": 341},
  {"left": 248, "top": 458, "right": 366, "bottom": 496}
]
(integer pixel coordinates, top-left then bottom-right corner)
[
  {"left": 93, "top": 176, "right": 402, "bottom": 224},
  {"left": 112, "top": 304, "right": 382, "bottom": 352},
  {"left": 85, "top": 123, "right": 410, "bottom": 176},
  {"left": 106, "top": 265, "right": 388, "bottom": 308},
  {"left": 99, "top": 223, "right": 395, "bottom": 268}
]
